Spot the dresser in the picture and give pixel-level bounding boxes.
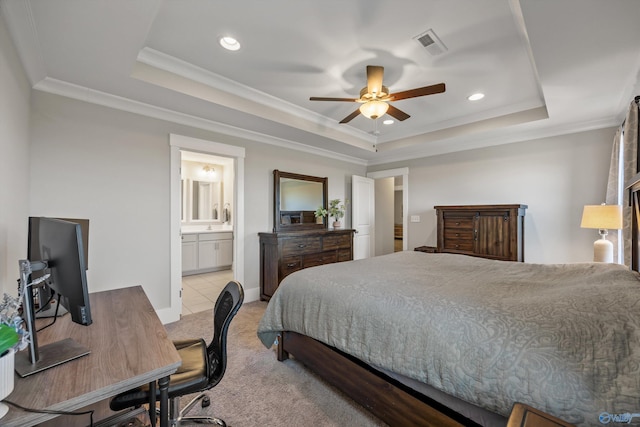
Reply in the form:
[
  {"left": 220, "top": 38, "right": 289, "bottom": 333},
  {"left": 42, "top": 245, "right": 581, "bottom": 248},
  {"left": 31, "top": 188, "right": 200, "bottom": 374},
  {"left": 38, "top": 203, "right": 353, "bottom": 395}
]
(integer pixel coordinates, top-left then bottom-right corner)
[
  {"left": 435, "top": 204, "right": 527, "bottom": 262},
  {"left": 259, "top": 229, "right": 354, "bottom": 300}
]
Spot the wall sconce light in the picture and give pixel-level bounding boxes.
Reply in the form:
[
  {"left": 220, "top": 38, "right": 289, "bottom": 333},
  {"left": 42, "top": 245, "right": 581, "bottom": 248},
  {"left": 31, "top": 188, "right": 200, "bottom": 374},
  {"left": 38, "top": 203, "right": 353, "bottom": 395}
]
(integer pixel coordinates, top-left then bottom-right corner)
[{"left": 580, "top": 203, "right": 623, "bottom": 263}]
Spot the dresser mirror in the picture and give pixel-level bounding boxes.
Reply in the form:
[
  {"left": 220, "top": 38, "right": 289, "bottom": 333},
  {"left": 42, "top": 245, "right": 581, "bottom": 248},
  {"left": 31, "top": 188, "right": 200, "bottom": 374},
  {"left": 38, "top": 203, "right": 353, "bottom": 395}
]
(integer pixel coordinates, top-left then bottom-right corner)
[{"left": 274, "top": 170, "right": 328, "bottom": 232}]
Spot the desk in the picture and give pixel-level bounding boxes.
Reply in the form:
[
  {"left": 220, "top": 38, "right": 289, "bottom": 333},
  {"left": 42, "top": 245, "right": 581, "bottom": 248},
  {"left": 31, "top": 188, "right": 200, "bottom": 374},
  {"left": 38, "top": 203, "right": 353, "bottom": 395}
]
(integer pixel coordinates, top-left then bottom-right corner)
[{"left": 2, "top": 286, "right": 181, "bottom": 427}]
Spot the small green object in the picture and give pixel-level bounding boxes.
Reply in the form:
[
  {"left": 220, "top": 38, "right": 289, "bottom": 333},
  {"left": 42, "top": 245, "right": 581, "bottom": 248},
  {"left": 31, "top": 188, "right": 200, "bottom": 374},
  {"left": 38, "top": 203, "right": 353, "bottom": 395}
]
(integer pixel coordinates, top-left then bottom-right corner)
[{"left": 0, "top": 324, "right": 19, "bottom": 355}]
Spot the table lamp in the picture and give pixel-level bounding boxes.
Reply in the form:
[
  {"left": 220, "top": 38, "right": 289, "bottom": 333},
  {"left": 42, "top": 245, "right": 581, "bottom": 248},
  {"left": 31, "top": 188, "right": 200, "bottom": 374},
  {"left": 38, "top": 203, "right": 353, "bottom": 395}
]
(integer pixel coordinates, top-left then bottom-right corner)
[{"left": 580, "top": 204, "right": 623, "bottom": 263}]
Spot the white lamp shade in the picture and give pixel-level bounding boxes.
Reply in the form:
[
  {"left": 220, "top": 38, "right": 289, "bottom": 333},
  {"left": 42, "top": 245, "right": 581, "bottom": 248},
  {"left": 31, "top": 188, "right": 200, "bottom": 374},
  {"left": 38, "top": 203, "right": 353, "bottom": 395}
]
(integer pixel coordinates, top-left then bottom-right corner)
[{"left": 580, "top": 204, "right": 623, "bottom": 230}]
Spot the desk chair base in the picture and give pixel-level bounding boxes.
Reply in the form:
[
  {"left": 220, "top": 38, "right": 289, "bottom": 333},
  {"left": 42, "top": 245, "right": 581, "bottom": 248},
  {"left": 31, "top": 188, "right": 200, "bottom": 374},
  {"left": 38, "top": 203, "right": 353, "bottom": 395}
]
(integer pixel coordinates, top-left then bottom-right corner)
[{"left": 165, "top": 393, "right": 225, "bottom": 426}]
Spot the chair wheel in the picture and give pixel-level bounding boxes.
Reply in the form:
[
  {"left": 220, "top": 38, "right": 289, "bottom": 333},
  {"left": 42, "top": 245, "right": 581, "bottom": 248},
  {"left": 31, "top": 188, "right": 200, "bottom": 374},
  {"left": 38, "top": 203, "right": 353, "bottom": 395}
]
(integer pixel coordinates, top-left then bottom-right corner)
[{"left": 201, "top": 395, "right": 211, "bottom": 408}]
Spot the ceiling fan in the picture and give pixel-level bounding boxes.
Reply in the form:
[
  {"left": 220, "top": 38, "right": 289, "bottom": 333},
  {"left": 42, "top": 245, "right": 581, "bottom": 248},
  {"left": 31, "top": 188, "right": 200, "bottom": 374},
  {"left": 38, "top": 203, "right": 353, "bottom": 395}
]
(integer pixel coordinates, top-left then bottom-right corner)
[{"left": 310, "top": 65, "right": 445, "bottom": 124}]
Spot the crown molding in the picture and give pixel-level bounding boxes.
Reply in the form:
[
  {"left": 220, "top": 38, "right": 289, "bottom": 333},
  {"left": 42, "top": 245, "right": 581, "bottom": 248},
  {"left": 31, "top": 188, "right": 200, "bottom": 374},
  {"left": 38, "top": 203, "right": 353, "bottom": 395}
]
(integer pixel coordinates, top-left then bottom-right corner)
[
  {"left": 135, "top": 47, "right": 376, "bottom": 151},
  {"left": 368, "top": 115, "right": 618, "bottom": 166},
  {"left": 33, "top": 77, "right": 369, "bottom": 166}
]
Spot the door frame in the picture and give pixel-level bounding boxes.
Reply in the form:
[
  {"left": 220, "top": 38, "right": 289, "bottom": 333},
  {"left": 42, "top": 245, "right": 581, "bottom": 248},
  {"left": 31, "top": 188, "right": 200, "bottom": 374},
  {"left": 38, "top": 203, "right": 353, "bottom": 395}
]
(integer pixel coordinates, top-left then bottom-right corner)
[
  {"left": 367, "top": 167, "right": 409, "bottom": 251},
  {"left": 163, "top": 134, "right": 245, "bottom": 324}
]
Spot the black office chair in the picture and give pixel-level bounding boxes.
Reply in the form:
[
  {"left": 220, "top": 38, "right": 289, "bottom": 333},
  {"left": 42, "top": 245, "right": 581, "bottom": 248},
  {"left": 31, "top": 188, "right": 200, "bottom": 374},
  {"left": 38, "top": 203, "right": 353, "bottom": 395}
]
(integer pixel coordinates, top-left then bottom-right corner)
[{"left": 110, "top": 280, "right": 244, "bottom": 426}]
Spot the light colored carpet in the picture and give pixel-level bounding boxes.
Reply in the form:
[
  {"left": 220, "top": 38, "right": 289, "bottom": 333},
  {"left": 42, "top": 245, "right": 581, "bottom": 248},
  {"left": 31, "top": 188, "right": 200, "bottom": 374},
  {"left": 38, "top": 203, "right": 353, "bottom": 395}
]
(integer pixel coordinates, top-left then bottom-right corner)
[{"left": 164, "top": 301, "right": 387, "bottom": 427}]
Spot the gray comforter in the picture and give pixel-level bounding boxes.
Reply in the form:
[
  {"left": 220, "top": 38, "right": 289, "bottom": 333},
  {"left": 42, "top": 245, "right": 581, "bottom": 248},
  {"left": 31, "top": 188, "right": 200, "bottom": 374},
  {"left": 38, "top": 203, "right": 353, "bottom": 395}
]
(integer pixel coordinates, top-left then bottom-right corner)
[{"left": 257, "top": 251, "right": 640, "bottom": 425}]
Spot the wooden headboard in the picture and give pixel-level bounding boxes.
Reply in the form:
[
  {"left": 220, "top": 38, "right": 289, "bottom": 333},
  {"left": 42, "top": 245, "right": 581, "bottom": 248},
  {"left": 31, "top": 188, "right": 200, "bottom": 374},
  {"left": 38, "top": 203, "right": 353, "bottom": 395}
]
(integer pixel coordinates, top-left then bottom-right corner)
[{"left": 626, "top": 172, "right": 640, "bottom": 271}]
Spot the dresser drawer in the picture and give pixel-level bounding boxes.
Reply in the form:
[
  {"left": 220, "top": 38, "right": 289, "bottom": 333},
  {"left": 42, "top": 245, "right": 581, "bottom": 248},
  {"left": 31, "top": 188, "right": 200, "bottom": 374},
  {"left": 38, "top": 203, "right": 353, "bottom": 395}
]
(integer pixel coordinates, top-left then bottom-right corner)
[
  {"left": 303, "top": 251, "right": 338, "bottom": 268},
  {"left": 443, "top": 229, "right": 474, "bottom": 241},
  {"left": 337, "top": 248, "right": 352, "bottom": 262},
  {"left": 280, "top": 256, "right": 303, "bottom": 277},
  {"left": 442, "top": 238, "right": 474, "bottom": 251},
  {"left": 282, "top": 237, "right": 322, "bottom": 256},
  {"left": 443, "top": 217, "right": 474, "bottom": 231},
  {"left": 322, "top": 233, "right": 351, "bottom": 250}
]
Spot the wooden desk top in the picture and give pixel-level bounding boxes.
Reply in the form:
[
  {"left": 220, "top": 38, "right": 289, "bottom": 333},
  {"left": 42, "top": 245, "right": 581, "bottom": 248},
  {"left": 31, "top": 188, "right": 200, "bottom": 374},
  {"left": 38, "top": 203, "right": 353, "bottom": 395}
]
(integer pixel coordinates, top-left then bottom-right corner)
[{"left": 3, "top": 286, "right": 181, "bottom": 427}]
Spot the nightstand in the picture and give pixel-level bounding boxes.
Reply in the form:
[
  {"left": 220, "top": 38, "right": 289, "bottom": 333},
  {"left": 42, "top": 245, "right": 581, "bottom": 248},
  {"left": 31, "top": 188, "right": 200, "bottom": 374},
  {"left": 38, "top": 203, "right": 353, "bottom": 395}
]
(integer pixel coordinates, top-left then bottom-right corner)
[{"left": 507, "top": 403, "right": 575, "bottom": 427}]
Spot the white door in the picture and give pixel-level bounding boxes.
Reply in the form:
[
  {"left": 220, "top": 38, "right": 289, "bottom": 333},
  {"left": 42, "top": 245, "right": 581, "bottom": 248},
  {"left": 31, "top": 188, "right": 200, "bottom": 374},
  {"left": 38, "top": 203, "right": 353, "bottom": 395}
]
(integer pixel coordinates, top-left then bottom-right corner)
[{"left": 352, "top": 175, "right": 375, "bottom": 260}]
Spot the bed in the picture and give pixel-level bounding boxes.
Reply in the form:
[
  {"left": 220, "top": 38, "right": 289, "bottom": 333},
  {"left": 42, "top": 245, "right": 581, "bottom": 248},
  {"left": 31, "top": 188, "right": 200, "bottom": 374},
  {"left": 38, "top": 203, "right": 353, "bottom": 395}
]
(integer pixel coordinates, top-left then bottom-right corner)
[{"left": 257, "top": 187, "right": 640, "bottom": 426}]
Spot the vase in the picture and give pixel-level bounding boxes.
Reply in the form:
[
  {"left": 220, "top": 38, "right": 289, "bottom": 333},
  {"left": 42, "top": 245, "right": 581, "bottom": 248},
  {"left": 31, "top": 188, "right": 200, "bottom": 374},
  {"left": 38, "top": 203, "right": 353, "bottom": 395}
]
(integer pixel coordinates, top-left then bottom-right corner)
[
  {"left": 0, "top": 348, "right": 15, "bottom": 419},
  {"left": 316, "top": 216, "right": 324, "bottom": 224},
  {"left": 333, "top": 221, "right": 342, "bottom": 229}
]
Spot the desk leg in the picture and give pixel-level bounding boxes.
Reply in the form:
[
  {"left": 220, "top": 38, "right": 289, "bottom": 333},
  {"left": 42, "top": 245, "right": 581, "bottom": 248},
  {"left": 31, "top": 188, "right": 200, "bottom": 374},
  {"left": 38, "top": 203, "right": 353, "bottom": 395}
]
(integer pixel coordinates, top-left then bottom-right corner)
[
  {"left": 158, "top": 375, "right": 170, "bottom": 427},
  {"left": 148, "top": 381, "right": 157, "bottom": 426}
]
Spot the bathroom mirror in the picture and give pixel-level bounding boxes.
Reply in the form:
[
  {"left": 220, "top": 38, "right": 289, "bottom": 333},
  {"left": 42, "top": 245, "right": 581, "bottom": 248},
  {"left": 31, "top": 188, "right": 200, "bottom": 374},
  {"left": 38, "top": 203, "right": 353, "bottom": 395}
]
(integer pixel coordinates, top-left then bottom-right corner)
[
  {"left": 192, "top": 180, "right": 222, "bottom": 221},
  {"left": 274, "top": 170, "right": 327, "bottom": 232}
]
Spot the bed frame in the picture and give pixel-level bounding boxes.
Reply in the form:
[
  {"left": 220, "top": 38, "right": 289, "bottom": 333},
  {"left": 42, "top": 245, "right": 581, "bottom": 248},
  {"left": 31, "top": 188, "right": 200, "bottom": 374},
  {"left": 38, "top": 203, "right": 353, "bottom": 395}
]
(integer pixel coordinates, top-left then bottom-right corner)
[
  {"left": 275, "top": 179, "right": 640, "bottom": 427},
  {"left": 277, "top": 331, "right": 475, "bottom": 427}
]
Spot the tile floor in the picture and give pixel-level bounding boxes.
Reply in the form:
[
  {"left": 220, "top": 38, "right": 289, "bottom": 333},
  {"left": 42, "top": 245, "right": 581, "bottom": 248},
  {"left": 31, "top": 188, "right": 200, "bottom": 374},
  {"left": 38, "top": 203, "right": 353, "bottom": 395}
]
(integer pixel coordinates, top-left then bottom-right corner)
[{"left": 181, "top": 269, "right": 234, "bottom": 315}]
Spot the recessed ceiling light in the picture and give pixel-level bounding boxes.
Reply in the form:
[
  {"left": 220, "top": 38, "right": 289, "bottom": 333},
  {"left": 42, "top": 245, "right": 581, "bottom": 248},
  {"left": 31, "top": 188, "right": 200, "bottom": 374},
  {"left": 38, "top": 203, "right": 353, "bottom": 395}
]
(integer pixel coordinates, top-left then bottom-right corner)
[
  {"left": 468, "top": 93, "right": 485, "bottom": 101},
  {"left": 383, "top": 119, "right": 394, "bottom": 125},
  {"left": 219, "top": 36, "right": 241, "bottom": 51}
]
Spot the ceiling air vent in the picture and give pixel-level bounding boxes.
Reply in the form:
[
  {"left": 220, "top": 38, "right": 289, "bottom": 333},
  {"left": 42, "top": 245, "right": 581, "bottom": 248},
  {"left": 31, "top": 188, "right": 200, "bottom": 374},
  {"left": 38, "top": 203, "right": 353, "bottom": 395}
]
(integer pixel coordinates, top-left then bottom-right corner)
[{"left": 413, "top": 29, "right": 448, "bottom": 56}]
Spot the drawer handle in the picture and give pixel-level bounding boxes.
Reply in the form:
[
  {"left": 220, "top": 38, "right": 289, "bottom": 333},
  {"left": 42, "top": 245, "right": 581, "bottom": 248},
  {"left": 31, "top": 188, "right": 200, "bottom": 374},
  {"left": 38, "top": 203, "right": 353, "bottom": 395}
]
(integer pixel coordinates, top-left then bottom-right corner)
[
  {"left": 287, "top": 263, "right": 297, "bottom": 268},
  {"left": 455, "top": 244, "right": 459, "bottom": 248},
  {"left": 297, "top": 244, "right": 306, "bottom": 248},
  {"left": 455, "top": 233, "right": 460, "bottom": 237},
  {"left": 455, "top": 222, "right": 460, "bottom": 226}
]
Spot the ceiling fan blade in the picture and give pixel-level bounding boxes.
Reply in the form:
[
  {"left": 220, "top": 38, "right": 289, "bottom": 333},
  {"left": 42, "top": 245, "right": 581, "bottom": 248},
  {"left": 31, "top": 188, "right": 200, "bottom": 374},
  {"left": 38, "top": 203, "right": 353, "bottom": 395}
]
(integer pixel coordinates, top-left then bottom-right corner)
[
  {"left": 339, "top": 109, "right": 362, "bottom": 124},
  {"left": 310, "top": 96, "right": 359, "bottom": 102},
  {"left": 367, "top": 65, "right": 384, "bottom": 96},
  {"left": 386, "top": 104, "right": 411, "bottom": 121},
  {"left": 390, "top": 83, "right": 446, "bottom": 101}
]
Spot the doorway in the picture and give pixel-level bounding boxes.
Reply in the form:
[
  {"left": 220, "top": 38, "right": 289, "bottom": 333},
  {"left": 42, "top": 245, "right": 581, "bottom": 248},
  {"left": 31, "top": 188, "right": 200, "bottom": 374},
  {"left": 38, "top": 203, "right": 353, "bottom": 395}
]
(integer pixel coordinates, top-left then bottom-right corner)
[
  {"left": 367, "top": 168, "right": 409, "bottom": 255},
  {"left": 180, "top": 151, "right": 235, "bottom": 314},
  {"left": 168, "top": 134, "right": 245, "bottom": 323}
]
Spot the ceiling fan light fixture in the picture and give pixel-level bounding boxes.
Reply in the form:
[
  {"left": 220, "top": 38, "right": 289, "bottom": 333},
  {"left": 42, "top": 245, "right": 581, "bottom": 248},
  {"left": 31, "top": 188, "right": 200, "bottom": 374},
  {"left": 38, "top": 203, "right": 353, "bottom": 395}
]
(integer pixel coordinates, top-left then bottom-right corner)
[
  {"left": 219, "top": 36, "right": 241, "bottom": 51},
  {"left": 360, "top": 100, "right": 389, "bottom": 120}
]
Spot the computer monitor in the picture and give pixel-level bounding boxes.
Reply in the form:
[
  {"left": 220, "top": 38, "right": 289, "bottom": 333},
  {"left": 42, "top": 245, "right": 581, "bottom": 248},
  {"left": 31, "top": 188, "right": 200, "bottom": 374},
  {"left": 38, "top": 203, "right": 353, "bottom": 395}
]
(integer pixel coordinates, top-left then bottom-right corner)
[
  {"left": 27, "top": 217, "right": 90, "bottom": 318},
  {"left": 38, "top": 218, "right": 92, "bottom": 325},
  {"left": 15, "top": 217, "right": 93, "bottom": 377}
]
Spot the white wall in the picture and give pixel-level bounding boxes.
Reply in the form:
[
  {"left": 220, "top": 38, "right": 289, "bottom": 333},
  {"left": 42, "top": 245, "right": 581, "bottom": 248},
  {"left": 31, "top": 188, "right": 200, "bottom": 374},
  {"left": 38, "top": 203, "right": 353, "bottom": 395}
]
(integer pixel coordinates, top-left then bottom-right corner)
[
  {"left": 28, "top": 91, "right": 366, "bottom": 310},
  {"left": 369, "top": 127, "right": 616, "bottom": 264},
  {"left": 0, "top": 13, "right": 31, "bottom": 296}
]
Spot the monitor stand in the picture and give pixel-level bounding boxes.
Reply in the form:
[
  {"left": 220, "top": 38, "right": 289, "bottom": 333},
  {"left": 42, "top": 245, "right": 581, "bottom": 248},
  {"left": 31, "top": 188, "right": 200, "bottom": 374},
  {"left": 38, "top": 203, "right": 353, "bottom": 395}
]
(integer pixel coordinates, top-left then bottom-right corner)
[
  {"left": 16, "top": 259, "right": 90, "bottom": 378},
  {"left": 14, "top": 338, "right": 90, "bottom": 377}
]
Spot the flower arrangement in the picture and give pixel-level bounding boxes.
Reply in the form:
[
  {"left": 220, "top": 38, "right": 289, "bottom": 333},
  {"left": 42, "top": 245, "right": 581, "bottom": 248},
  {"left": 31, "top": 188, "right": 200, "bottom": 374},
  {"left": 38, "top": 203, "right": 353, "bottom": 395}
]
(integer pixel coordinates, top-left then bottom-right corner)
[
  {"left": 328, "top": 199, "right": 348, "bottom": 224},
  {"left": 0, "top": 267, "right": 43, "bottom": 356},
  {"left": 0, "top": 293, "right": 26, "bottom": 355}
]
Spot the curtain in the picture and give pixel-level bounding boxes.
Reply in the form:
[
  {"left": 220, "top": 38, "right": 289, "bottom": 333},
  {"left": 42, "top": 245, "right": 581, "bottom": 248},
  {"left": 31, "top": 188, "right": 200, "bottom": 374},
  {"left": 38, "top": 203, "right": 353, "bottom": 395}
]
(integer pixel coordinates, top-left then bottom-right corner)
[{"left": 605, "top": 100, "right": 639, "bottom": 266}]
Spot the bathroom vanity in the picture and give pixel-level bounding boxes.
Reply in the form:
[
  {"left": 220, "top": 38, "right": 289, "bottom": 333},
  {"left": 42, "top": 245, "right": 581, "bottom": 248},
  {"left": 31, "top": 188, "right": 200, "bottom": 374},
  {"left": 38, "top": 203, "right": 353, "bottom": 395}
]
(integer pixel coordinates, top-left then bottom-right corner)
[{"left": 181, "top": 228, "right": 233, "bottom": 275}]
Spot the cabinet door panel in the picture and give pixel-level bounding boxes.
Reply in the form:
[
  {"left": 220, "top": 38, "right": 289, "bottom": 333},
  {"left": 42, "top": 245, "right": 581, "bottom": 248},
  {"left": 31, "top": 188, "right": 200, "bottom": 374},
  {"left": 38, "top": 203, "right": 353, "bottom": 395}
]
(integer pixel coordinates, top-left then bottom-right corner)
[
  {"left": 182, "top": 241, "right": 198, "bottom": 272},
  {"left": 217, "top": 239, "right": 233, "bottom": 267},
  {"left": 198, "top": 240, "right": 217, "bottom": 269},
  {"left": 475, "top": 214, "right": 510, "bottom": 259}
]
